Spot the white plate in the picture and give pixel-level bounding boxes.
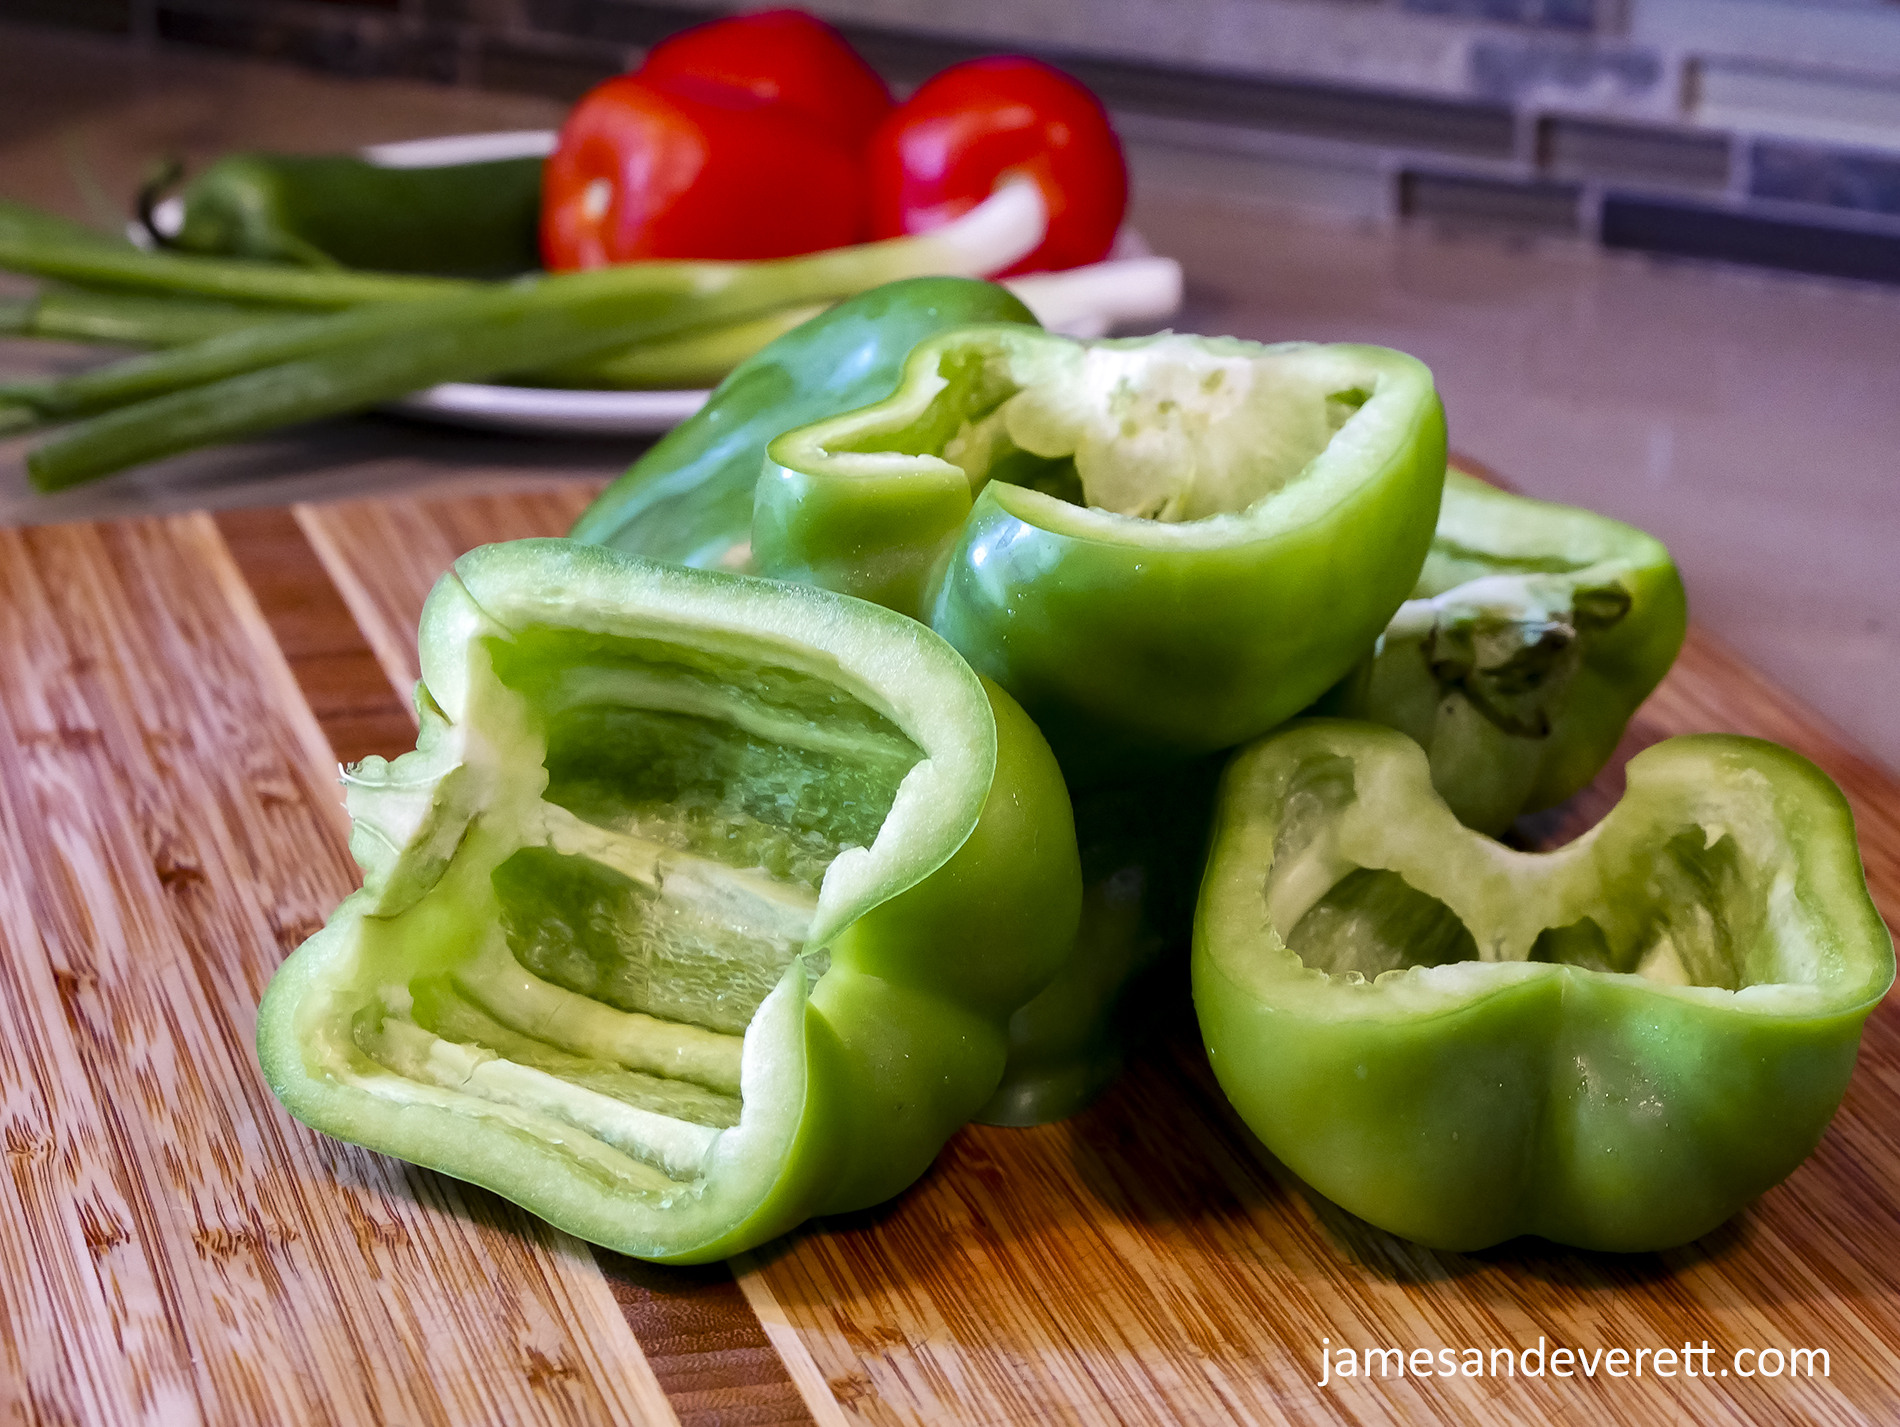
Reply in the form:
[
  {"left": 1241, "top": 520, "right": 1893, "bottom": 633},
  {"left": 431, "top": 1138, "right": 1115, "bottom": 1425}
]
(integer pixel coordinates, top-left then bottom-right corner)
[
  {"left": 390, "top": 383, "right": 710, "bottom": 435},
  {"left": 145, "top": 130, "right": 1185, "bottom": 437}
]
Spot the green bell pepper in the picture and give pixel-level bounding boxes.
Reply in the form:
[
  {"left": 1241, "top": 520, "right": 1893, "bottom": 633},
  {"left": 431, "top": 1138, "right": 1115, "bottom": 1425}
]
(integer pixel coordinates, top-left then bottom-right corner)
[
  {"left": 978, "top": 759, "right": 1220, "bottom": 1125},
  {"left": 1193, "top": 719, "right": 1893, "bottom": 1253},
  {"left": 754, "top": 329, "right": 1447, "bottom": 773},
  {"left": 569, "top": 276, "right": 1038, "bottom": 570},
  {"left": 258, "top": 538, "right": 1080, "bottom": 1263},
  {"left": 1318, "top": 468, "right": 1688, "bottom": 833}
]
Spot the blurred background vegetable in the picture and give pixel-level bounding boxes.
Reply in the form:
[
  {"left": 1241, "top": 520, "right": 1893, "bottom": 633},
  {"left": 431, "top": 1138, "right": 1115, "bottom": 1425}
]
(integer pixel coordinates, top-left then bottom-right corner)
[
  {"left": 540, "top": 75, "right": 866, "bottom": 268},
  {"left": 158, "top": 153, "right": 544, "bottom": 277},
  {"left": 637, "top": 9, "right": 892, "bottom": 151},
  {"left": 869, "top": 57, "right": 1128, "bottom": 277}
]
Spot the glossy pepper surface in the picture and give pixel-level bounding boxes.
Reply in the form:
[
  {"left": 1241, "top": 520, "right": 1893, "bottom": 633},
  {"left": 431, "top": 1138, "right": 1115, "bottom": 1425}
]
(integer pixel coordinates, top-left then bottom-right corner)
[
  {"left": 258, "top": 539, "right": 1080, "bottom": 1263},
  {"left": 868, "top": 56, "right": 1126, "bottom": 276},
  {"left": 1319, "top": 469, "right": 1687, "bottom": 833},
  {"left": 754, "top": 329, "right": 1447, "bottom": 773},
  {"left": 978, "top": 760, "right": 1219, "bottom": 1125},
  {"left": 569, "top": 277, "right": 1038, "bottom": 569},
  {"left": 540, "top": 74, "right": 866, "bottom": 270},
  {"left": 1193, "top": 720, "right": 1893, "bottom": 1253},
  {"left": 164, "top": 153, "right": 545, "bottom": 277}
]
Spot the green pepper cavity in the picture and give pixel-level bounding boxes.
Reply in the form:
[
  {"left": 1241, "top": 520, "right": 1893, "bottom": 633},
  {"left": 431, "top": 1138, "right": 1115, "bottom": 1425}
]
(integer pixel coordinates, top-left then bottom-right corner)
[
  {"left": 1320, "top": 469, "right": 1688, "bottom": 832},
  {"left": 936, "top": 339, "right": 1375, "bottom": 523},
  {"left": 260, "top": 538, "right": 1080, "bottom": 1262},
  {"left": 756, "top": 328, "right": 1447, "bottom": 770},
  {"left": 1193, "top": 720, "right": 1893, "bottom": 1253}
]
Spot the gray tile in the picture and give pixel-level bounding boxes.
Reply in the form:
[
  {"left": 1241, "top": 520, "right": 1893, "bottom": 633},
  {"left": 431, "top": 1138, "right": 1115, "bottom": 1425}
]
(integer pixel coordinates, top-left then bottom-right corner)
[
  {"left": 1400, "top": 170, "right": 1585, "bottom": 233},
  {"left": 1602, "top": 192, "right": 1900, "bottom": 285},
  {"left": 152, "top": 1, "right": 464, "bottom": 84},
  {"left": 1119, "top": 115, "right": 1395, "bottom": 221},
  {"left": 1751, "top": 138, "right": 1900, "bottom": 218},
  {"left": 1694, "top": 56, "right": 1900, "bottom": 148},
  {"left": 1540, "top": 116, "right": 1731, "bottom": 189},
  {"left": 1469, "top": 36, "right": 1665, "bottom": 105},
  {"left": 1402, "top": 0, "right": 1600, "bottom": 33},
  {"left": 1053, "top": 56, "right": 1518, "bottom": 157}
]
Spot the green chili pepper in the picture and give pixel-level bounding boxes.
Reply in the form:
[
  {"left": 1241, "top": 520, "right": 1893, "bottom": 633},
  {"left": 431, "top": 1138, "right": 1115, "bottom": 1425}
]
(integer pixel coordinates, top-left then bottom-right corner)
[
  {"left": 162, "top": 153, "right": 545, "bottom": 278},
  {"left": 0, "top": 197, "right": 470, "bottom": 308},
  {"left": 754, "top": 329, "right": 1447, "bottom": 776},
  {"left": 569, "top": 277, "right": 1040, "bottom": 569},
  {"left": 258, "top": 539, "right": 1081, "bottom": 1263},
  {"left": 1193, "top": 719, "right": 1893, "bottom": 1253},
  {"left": 1317, "top": 469, "right": 1688, "bottom": 833}
]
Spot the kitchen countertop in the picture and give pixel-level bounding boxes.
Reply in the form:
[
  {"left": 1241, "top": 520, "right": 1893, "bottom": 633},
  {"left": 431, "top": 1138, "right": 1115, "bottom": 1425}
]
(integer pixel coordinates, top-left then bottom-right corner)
[{"left": 2, "top": 18, "right": 1896, "bottom": 781}]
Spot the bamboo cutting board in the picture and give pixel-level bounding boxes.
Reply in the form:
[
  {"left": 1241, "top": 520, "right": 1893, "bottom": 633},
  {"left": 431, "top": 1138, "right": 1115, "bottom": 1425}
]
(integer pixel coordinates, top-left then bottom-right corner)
[{"left": 1, "top": 481, "right": 1896, "bottom": 1426}]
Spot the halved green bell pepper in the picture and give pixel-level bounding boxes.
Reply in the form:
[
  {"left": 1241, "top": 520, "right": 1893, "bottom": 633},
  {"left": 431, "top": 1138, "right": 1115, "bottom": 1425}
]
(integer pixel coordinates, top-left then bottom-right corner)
[
  {"left": 1319, "top": 469, "right": 1688, "bottom": 833},
  {"left": 258, "top": 538, "right": 1080, "bottom": 1263},
  {"left": 978, "top": 758, "right": 1220, "bottom": 1125},
  {"left": 1194, "top": 720, "right": 1893, "bottom": 1253},
  {"left": 569, "top": 277, "right": 1038, "bottom": 570},
  {"left": 754, "top": 329, "right": 1447, "bottom": 774}
]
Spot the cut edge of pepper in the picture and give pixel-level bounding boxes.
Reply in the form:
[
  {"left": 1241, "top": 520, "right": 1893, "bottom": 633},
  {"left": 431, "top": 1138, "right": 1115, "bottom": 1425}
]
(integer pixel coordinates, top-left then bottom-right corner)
[
  {"left": 1197, "top": 720, "right": 1895, "bottom": 1025},
  {"left": 765, "top": 329, "right": 1447, "bottom": 554}
]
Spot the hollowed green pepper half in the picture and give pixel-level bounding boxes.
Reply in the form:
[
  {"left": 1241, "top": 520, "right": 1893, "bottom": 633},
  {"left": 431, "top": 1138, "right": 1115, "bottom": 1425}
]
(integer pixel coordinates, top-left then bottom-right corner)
[
  {"left": 1319, "top": 468, "right": 1688, "bottom": 833},
  {"left": 754, "top": 330, "right": 1447, "bottom": 774},
  {"left": 258, "top": 538, "right": 1081, "bottom": 1263},
  {"left": 1193, "top": 720, "right": 1893, "bottom": 1253},
  {"left": 569, "top": 277, "right": 1038, "bottom": 570}
]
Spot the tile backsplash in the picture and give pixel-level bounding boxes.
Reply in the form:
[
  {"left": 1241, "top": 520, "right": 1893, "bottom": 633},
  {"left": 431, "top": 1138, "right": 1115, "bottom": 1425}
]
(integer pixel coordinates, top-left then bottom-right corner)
[{"left": 5, "top": 0, "right": 1897, "bottom": 283}]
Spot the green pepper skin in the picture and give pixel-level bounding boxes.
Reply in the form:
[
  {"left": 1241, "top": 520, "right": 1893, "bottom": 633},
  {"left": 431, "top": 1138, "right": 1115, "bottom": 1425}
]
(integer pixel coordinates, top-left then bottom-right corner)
[
  {"left": 756, "top": 330, "right": 1447, "bottom": 774},
  {"left": 1193, "top": 720, "right": 1893, "bottom": 1253},
  {"left": 977, "top": 759, "right": 1220, "bottom": 1125},
  {"left": 1318, "top": 469, "right": 1688, "bottom": 833},
  {"left": 169, "top": 153, "right": 544, "bottom": 277},
  {"left": 568, "top": 278, "right": 1038, "bottom": 570},
  {"left": 258, "top": 539, "right": 1079, "bottom": 1263}
]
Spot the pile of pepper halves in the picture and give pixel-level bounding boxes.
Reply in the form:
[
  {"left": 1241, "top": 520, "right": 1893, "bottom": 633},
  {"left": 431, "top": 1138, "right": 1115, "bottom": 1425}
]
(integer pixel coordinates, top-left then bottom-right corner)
[{"left": 259, "top": 279, "right": 1893, "bottom": 1263}]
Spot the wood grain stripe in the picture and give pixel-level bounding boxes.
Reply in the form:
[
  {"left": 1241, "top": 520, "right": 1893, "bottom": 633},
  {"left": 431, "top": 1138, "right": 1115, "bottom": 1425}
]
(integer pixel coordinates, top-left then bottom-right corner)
[
  {"left": 213, "top": 507, "right": 418, "bottom": 768},
  {"left": 603, "top": 1252, "right": 819, "bottom": 1427},
  {"left": 733, "top": 1255, "right": 860, "bottom": 1427},
  {"left": 292, "top": 486, "right": 607, "bottom": 707},
  {"left": 274, "top": 488, "right": 816, "bottom": 1427},
  {"left": 0, "top": 513, "right": 682, "bottom": 1425}
]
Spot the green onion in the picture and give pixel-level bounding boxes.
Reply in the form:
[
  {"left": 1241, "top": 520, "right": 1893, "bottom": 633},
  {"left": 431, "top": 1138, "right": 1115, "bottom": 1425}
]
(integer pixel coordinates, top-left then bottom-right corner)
[
  {"left": 18, "top": 287, "right": 291, "bottom": 348},
  {"left": 1, "top": 199, "right": 472, "bottom": 309},
  {"left": 21, "top": 182, "right": 1050, "bottom": 489}
]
